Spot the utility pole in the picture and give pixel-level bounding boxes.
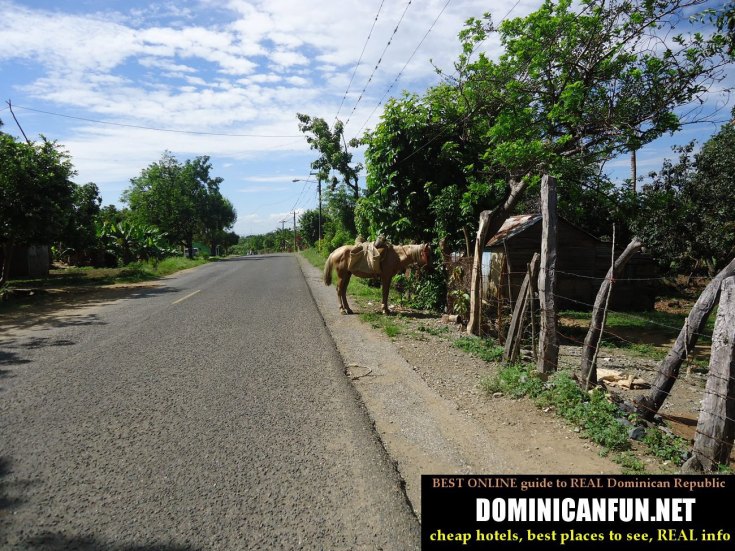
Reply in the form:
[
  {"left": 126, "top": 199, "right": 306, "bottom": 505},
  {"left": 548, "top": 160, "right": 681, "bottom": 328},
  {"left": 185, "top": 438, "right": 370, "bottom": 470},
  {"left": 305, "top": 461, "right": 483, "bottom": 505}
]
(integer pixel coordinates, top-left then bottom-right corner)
[
  {"left": 292, "top": 211, "right": 297, "bottom": 252},
  {"left": 279, "top": 219, "right": 287, "bottom": 251}
]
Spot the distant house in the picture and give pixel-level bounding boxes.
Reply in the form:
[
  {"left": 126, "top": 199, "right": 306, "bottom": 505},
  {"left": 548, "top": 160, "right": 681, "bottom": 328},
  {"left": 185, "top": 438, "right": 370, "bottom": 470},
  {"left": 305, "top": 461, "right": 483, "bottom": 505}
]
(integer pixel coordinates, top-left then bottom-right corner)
[{"left": 483, "top": 214, "right": 658, "bottom": 311}]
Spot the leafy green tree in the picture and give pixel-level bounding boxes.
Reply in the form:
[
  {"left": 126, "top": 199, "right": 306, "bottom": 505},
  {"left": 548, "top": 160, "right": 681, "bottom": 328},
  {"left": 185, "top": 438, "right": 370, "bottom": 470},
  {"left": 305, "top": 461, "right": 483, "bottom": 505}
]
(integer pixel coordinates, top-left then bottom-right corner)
[
  {"left": 123, "top": 153, "right": 232, "bottom": 258},
  {"left": 0, "top": 134, "right": 75, "bottom": 284},
  {"left": 635, "top": 121, "right": 735, "bottom": 275},
  {"left": 296, "top": 114, "right": 362, "bottom": 199},
  {"left": 198, "top": 193, "right": 236, "bottom": 256},
  {"left": 298, "top": 209, "right": 325, "bottom": 247},
  {"left": 57, "top": 182, "right": 102, "bottom": 264},
  {"left": 97, "top": 220, "right": 173, "bottom": 265},
  {"left": 297, "top": 113, "right": 363, "bottom": 240},
  {"left": 452, "top": 0, "right": 732, "bottom": 332},
  {"left": 356, "top": 88, "right": 497, "bottom": 247}
]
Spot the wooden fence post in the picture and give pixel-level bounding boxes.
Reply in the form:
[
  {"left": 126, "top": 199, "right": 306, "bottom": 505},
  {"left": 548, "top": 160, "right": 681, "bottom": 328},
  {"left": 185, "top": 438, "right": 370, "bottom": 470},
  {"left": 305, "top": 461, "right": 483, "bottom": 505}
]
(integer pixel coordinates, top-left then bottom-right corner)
[
  {"left": 681, "top": 276, "right": 735, "bottom": 473},
  {"left": 635, "top": 256, "right": 735, "bottom": 420},
  {"left": 504, "top": 253, "right": 540, "bottom": 364},
  {"left": 537, "top": 174, "right": 558, "bottom": 374},
  {"left": 580, "top": 236, "right": 643, "bottom": 389}
]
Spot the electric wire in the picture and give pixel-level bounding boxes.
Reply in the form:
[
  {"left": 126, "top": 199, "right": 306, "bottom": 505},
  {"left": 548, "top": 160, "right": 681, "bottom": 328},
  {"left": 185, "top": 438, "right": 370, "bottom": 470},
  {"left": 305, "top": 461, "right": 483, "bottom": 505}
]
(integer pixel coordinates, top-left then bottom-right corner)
[
  {"left": 335, "top": 0, "right": 386, "bottom": 121},
  {"left": 11, "top": 104, "right": 302, "bottom": 138},
  {"left": 343, "top": 0, "right": 414, "bottom": 127},
  {"left": 352, "top": 0, "right": 453, "bottom": 138}
]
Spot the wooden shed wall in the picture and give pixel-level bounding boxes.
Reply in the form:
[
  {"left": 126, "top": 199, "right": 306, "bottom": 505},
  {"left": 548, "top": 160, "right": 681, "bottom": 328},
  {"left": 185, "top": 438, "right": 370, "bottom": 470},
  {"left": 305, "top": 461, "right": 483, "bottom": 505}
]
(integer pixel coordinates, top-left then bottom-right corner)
[{"left": 486, "top": 222, "right": 657, "bottom": 311}]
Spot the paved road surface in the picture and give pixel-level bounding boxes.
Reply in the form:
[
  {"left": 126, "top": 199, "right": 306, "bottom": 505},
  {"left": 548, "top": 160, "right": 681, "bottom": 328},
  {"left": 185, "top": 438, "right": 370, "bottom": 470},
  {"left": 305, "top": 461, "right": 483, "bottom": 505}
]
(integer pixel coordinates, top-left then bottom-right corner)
[{"left": 0, "top": 255, "right": 419, "bottom": 550}]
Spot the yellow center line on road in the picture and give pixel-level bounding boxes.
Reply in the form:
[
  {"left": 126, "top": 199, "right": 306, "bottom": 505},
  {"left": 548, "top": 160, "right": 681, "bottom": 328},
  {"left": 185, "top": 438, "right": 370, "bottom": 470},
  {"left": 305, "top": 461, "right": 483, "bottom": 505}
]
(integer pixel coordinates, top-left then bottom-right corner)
[{"left": 171, "top": 289, "right": 201, "bottom": 305}]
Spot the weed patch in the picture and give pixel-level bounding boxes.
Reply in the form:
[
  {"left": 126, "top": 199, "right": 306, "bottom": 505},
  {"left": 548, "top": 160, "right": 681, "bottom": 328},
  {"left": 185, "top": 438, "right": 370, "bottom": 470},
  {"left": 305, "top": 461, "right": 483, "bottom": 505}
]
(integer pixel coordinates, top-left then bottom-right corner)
[
  {"left": 482, "top": 365, "right": 631, "bottom": 454},
  {"left": 454, "top": 336, "right": 504, "bottom": 363},
  {"left": 360, "top": 312, "right": 401, "bottom": 338},
  {"left": 642, "top": 427, "right": 690, "bottom": 466}
]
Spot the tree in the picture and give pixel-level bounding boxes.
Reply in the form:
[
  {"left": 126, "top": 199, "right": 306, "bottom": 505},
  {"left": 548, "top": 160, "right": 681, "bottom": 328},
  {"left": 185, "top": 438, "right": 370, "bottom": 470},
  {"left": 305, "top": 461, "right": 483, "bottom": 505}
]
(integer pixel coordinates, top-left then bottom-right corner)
[
  {"left": 123, "top": 153, "right": 232, "bottom": 258},
  {"left": 355, "top": 89, "right": 498, "bottom": 247},
  {"left": 455, "top": 0, "right": 733, "bottom": 334},
  {"left": 0, "top": 134, "right": 75, "bottom": 284},
  {"left": 297, "top": 114, "right": 363, "bottom": 240},
  {"left": 634, "top": 121, "right": 735, "bottom": 275},
  {"left": 198, "top": 193, "right": 236, "bottom": 257},
  {"left": 97, "top": 220, "right": 173, "bottom": 265},
  {"left": 57, "top": 182, "right": 102, "bottom": 264},
  {"left": 296, "top": 114, "right": 362, "bottom": 199},
  {"left": 298, "top": 209, "right": 324, "bottom": 247}
]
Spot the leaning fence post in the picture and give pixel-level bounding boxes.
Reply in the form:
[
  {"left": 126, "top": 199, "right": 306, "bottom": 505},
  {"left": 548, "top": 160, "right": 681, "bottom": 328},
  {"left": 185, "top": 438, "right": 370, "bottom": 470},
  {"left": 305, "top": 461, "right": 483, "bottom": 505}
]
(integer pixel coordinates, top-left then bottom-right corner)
[
  {"left": 537, "top": 174, "right": 558, "bottom": 374},
  {"left": 681, "top": 276, "right": 735, "bottom": 473},
  {"left": 504, "top": 253, "right": 540, "bottom": 364},
  {"left": 635, "top": 256, "right": 735, "bottom": 420},
  {"left": 580, "top": 235, "right": 643, "bottom": 389}
]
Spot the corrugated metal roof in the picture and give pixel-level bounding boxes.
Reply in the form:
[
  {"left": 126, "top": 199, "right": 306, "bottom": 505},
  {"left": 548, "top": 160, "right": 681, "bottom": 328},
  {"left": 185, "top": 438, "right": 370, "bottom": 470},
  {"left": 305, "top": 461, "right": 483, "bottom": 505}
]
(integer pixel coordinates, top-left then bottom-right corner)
[{"left": 485, "top": 214, "right": 542, "bottom": 248}]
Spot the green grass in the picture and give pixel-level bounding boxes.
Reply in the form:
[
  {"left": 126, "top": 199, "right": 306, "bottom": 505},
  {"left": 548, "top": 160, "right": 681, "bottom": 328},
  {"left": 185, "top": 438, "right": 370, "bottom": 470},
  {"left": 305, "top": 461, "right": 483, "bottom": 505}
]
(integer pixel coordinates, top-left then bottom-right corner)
[
  {"left": 561, "top": 309, "right": 716, "bottom": 338},
  {"left": 642, "top": 427, "right": 690, "bottom": 466},
  {"left": 417, "top": 324, "right": 450, "bottom": 337},
  {"left": 300, "top": 247, "right": 328, "bottom": 269},
  {"left": 454, "top": 336, "right": 504, "bottom": 363},
  {"left": 614, "top": 452, "right": 646, "bottom": 474},
  {"left": 359, "top": 312, "right": 402, "bottom": 338},
  {"left": 481, "top": 365, "right": 631, "bottom": 454}
]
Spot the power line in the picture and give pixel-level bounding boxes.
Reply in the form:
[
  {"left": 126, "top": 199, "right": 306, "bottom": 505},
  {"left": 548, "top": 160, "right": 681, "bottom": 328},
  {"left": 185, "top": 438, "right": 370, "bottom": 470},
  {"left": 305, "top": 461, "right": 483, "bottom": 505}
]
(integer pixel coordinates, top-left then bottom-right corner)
[
  {"left": 335, "top": 0, "right": 387, "bottom": 121},
  {"left": 353, "top": 0, "right": 453, "bottom": 138},
  {"left": 11, "top": 104, "right": 302, "bottom": 138},
  {"left": 343, "top": 0, "right": 414, "bottom": 127}
]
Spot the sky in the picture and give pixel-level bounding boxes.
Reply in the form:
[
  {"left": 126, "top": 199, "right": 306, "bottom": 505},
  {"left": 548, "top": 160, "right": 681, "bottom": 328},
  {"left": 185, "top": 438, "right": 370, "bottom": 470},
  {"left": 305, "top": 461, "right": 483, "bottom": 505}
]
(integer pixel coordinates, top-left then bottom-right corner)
[{"left": 1, "top": 0, "right": 732, "bottom": 237}]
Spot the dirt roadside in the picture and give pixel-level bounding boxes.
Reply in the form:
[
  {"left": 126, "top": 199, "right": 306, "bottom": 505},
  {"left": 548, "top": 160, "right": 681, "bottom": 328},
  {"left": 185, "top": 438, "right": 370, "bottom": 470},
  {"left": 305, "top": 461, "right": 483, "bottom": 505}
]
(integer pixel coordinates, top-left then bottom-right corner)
[{"left": 296, "top": 255, "right": 628, "bottom": 518}]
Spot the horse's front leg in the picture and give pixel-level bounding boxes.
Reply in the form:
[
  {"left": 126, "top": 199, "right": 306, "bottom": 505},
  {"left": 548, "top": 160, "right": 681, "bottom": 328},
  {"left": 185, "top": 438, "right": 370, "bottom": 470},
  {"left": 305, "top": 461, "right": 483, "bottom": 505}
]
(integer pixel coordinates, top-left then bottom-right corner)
[{"left": 381, "top": 275, "right": 391, "bottom": 315}]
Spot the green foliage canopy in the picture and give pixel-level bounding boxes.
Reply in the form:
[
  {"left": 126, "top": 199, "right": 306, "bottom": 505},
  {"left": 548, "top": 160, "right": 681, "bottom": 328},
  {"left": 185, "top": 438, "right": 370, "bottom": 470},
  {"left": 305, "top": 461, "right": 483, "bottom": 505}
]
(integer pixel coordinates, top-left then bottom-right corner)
[
  {"left": 123, "top": 153, "right": 234, "bottom": 257},
  {"left": 0, "top": 133, "right": 76, "bottom": 283},
  {"left": 355, "top": 0, "right": 732, "bottom": 248}
]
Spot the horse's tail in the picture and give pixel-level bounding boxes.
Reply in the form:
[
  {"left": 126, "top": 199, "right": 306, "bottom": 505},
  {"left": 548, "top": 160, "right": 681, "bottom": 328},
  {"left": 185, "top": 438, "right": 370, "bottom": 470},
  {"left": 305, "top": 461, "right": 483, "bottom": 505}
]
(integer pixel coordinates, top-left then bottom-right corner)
[{"left": 323, "top": 252, "right": 333, "bottom": 286}]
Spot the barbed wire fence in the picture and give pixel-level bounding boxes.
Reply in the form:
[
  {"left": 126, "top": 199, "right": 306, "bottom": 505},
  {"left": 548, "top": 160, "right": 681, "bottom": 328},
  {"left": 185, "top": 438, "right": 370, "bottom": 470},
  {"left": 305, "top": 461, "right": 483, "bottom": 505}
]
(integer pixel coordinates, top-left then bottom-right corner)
[{"left": 444, "top": 244, "right": 734, "bottom": 471}]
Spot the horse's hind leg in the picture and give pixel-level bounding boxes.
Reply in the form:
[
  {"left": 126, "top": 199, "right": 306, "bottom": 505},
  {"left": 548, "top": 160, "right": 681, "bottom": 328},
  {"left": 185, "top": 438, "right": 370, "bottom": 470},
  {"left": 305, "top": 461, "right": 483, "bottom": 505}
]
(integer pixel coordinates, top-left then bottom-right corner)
[
  {"left": 341, "top": 272, "right": 353, "bottom": 314},
  {"left": 335, "top": 273, "right": 346, "bottom": 314},
  {"left": 381, "top": 275, "right": 391, "bottom": 315}
]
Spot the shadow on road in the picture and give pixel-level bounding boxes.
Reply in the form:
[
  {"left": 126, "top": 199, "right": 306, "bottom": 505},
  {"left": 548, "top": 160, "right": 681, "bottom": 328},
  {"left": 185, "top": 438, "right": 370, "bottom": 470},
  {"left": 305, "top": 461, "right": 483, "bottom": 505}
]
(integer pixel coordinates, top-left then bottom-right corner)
[
  {"left": 0, "top": 456, "right": 35, "bottom": 536},
  {"left": 22, "top": 533, "right": 200, "bottom": 551},
  {"left": 0, "top": 285, "right": 179, "bottom": 334}
]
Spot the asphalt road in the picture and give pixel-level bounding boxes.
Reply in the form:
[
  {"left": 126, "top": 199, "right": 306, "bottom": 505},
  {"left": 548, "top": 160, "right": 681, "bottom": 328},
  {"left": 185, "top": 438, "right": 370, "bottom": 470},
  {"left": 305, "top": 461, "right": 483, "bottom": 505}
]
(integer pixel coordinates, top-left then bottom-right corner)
[{"left": 0, "top": 255, "right": 420, "bottom": 550}]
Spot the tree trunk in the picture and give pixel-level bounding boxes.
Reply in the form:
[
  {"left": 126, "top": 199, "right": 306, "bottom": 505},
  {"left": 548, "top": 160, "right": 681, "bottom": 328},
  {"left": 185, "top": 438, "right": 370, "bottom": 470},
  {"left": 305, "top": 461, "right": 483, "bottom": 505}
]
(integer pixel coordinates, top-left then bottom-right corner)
[
  {"left": 630, "top": 149, "right": 637, "bottom": 194},
  {"left": 467, "top": 178, "right": 529, "bottom": 335},
  {"left": 681, "top": 276, "right": 735, "bottom": 473},
  {"left": 537, "top": 175, "right": 558, "bottom": 374},
  {"left": 580, "top": 237, "right": 643, "bottom": 389},
  {"left": 635, "top": 256, "right": 735, "bottom": 420},
  {"left": 0, "top": 243, "right": 15, "bottom": 286}
]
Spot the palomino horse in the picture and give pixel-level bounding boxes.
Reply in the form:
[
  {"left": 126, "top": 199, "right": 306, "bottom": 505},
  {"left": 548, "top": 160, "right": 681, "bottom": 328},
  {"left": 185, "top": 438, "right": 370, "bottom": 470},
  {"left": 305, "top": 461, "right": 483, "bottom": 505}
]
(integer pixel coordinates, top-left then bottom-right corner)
[{"left": 323, "top": 243, "right": 431, "bottom": 314}]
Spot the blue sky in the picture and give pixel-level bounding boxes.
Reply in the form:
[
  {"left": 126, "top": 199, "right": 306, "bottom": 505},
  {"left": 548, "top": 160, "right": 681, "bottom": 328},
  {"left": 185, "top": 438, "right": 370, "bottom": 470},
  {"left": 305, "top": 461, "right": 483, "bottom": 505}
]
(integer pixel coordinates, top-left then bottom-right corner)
[{"left": 1, "top": 0, "right": 732, "bottom": 237}]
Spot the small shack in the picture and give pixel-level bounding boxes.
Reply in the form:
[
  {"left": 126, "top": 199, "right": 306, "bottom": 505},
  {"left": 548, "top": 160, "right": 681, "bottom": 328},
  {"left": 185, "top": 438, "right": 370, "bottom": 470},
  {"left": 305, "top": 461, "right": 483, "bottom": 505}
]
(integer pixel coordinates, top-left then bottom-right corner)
[
  {"left": 483, "top": 214, "right": 658, "bottom": 312},
  {"left": 0, "top": 245, "right": 50, "bottom": 278}
]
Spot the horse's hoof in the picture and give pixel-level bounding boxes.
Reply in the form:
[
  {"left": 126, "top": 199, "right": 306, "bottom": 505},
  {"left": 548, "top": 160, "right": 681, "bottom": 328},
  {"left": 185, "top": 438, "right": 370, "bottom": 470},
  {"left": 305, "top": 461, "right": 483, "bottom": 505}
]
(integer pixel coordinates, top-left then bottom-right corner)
[{"left": 346, "top": 309, "right": 353, "bottom": 315}]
